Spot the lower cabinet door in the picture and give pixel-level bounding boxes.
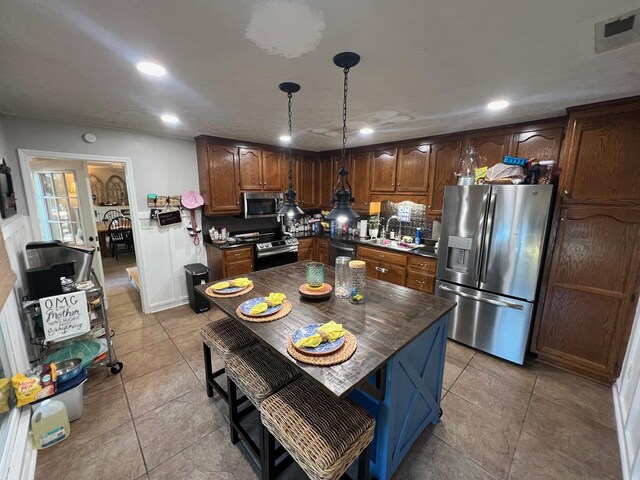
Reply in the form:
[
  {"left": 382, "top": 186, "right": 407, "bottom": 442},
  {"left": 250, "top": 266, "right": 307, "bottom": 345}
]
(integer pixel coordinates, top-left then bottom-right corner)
[
  {"left": 225, "top": 260, "right": 254, "bottom": 277},
  {"left": 378, "top": 262, "right": 406, "bottom": 286},
  {"left": 298, "top": 247, "right": 314, "bottom": 262},
  {"left": 406, "top": 271, "right": 435, "bottom": 293}
]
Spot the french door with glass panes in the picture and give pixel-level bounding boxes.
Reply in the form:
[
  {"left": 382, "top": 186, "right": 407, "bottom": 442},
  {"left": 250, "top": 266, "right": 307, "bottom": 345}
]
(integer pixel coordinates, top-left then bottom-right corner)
[{"left": 30, "top": 160, "right": 105, "bottom": 287}]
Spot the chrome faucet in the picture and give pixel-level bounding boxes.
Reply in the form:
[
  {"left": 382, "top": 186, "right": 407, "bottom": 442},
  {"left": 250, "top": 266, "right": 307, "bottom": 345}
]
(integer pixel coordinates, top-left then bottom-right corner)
[{"left": 385, "top": 215, "right": 401, "bottom": 239}]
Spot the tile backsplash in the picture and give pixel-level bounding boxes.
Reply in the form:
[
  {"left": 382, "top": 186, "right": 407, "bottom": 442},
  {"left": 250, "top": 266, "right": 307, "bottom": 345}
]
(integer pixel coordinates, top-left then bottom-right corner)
[{"left": 379, "top": 201, "right": 433, "bottom": 240}]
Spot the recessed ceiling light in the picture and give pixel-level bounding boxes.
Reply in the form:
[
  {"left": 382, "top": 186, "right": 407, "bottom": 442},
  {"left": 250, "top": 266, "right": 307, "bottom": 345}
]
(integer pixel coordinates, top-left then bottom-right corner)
[
  {"left": 360, "top": 127, "right": 374, "bottom": 135},
  {"left": 160, "top": 113, "right": 180, "bottom": 124},
  {"left": 136, "top": 61, "right": 167, "bottom": 77},
  {"left": 279, "top": 135, "right": 291, "bottom": 142},
  {"left": 487, "top": 99, "right": 510, "bottom": 111}
]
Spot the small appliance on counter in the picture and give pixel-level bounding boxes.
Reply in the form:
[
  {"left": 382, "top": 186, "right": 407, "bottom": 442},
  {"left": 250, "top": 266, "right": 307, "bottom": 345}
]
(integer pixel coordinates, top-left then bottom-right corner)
[{"left": 25, "top": 241, "right": 95, "bottom": 299}]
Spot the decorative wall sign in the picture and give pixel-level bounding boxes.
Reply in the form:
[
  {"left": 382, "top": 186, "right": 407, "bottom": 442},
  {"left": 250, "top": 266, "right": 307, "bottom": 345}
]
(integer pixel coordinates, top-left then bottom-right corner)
[
  {"left": 41, "top": 291, "right": 90, "bottom": 343},
  {"left": 157, "top": 209, "right": 183, "bottom": 227}
]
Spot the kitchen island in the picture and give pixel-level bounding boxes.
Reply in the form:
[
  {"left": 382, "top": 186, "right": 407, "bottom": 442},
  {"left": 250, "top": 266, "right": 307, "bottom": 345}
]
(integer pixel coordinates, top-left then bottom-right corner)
[{"left": 196, "top": 262, "right": 455, "bottom": 479}]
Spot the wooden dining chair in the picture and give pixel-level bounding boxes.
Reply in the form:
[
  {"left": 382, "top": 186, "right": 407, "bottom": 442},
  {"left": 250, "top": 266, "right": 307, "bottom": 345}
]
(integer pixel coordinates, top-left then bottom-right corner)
[
  {"left": 102, "top": 209, "right": 121, "bottom": 223},
  {"left": 108, "top": 216, "right": 133, "bottom": 260}
]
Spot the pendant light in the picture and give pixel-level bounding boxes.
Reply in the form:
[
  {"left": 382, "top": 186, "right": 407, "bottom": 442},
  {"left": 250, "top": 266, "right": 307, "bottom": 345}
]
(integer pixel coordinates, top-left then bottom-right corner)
[
  {"left": 326, "top": 52, "right": 361, "bottom": 224},
  {"left": 277, "top": 82, "right": 304, "bottom": 219}
]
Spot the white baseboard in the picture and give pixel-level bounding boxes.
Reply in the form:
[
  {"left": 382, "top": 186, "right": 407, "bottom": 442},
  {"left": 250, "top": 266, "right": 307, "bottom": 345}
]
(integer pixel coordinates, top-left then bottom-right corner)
[
  {"left": 147, "top": 297, "right": 188, "bottom": 313},
  {"left": 613, "top": 381, "right": 631, "bottom": 480}
]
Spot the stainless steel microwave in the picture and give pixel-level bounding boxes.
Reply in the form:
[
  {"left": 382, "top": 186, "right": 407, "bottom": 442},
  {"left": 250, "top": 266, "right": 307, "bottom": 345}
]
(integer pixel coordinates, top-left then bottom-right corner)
[{"left": 242, "top": 192, "right": 283, "bottom": 219}]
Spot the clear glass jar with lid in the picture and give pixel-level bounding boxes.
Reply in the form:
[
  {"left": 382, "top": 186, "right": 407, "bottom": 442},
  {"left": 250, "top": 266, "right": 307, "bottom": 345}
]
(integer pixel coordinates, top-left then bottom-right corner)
[
  {"left": 457, "top": 145, "right": 480, "bottom": 185},
  {"left": 349, "top": 260, "right": 366, "bottom": 304}
]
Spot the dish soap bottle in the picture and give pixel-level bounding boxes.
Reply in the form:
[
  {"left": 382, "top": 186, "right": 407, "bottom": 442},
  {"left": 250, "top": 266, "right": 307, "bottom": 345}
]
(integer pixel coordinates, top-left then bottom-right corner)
[{"left": 31, "top": 399, "right": 70, "bottom": 449}]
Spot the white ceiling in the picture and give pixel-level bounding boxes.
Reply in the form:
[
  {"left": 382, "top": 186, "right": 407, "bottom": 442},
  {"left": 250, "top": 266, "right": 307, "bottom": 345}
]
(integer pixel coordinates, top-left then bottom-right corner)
[{"left": 1, "top": 0, "right": 640, "bottom": 151}]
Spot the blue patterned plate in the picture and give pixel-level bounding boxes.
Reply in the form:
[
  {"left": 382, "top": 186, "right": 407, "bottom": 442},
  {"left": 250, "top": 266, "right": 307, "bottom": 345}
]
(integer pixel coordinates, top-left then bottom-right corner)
[
  {"left": 209, "top": 283, "right": 250, "bottom": 295},
  {"left": 291, "top": 323, "right": 346, "bottom": 356},
  {"left": 240, "top": 297, "right": 283, "bottom": 317}
]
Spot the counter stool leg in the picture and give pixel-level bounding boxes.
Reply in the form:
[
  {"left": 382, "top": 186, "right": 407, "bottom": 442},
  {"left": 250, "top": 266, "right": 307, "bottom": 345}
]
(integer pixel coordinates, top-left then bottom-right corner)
[
  {"left": 203, "top": 343, "right": 214, "bottom": 398},
  {"left": 357, "top": 445, "right": 371, "bottom": 480},
  {"left": 227, "top": 377, "right": 240, "bottom": 445},
  {"left": 260, "top": 422, "right": 275, "bottom": 480}
]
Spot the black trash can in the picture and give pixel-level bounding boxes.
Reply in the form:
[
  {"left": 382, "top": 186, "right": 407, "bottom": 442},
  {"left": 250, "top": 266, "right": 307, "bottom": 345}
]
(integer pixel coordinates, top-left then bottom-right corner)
[{"left": 184, "top": 263, "right": 210, "bottom": 313}]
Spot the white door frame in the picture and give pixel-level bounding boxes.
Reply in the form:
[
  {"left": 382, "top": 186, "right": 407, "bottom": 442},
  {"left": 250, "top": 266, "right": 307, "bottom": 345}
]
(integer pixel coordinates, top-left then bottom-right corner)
[{"left": 17, "top": 149, "right": 148, "bottom": 313}]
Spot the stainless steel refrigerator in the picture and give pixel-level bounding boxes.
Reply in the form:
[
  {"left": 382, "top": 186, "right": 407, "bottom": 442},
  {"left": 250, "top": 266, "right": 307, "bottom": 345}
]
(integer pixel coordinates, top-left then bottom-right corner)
[{"left": 435, "top": 184, "right": 554, "bottom": 364}]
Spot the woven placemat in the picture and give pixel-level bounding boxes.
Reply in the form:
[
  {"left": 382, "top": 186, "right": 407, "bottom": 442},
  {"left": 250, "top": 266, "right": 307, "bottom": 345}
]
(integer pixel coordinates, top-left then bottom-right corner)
[
  {"left": 236, "top": 299, "right": 292, "bottom": 323},
  {"left": 287, "top": 331, "right": 357, "bottom": 366},
  {"left": 206, "top": 283, "right": 254, "bottom": 298}
]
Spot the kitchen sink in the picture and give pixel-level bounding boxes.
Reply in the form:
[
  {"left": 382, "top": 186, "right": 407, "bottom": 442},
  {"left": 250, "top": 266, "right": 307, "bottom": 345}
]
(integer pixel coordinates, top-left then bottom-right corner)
[{"left": 361, "top": 238, "right": 419, "bottom": 252}]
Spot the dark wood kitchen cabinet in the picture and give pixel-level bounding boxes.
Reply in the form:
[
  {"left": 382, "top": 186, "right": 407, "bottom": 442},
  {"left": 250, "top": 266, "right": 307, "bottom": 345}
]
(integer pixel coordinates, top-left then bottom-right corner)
[
  {"left": 297, "top": 155, "right": 317, "bottom": 209},
  {"left": 317, "top": 154, "right": 336, "bottom": 209},
  {"left": 357, "top": 245, "right": 407, "bottom": 287},
  {"left": 533, "top": 205, "right": 640, "bottom": 381},
  {"left": 510, "top": 127, "right": 563, "bottom": 163},
  {"left": 350, "top": 151, "right": 372, "bottom": 212},
  {"left": 427, "top": 139, "right": 462, "bottom": 217},
  {"left": 369, "top": 147, "right": 398, "bottom": 192},
  {"left": 196, "top": 139, "right": 241, "bottom": 215},
  {"left": 205, "top": 244, "right": 254, "bottom": 281},
  {"left": 297, "top": 237, "right": 314, "bottom": 262},
  {"left": 238, "top": 148, "right": 283, "bottom": 192},
  {"left": 396, "top": 145, "right": 430, "bottom": 193},
  {"left": 532, "top": 98, "right": 640, "bottom": 383},
  {"left": 558, "top": 107, "right": 640, "bottom": 206},
  {"left": 465, "top": 132, "right": 511, "bottom": 168},
  {"left": 315, "top": 237, "right": 329, "bottom": 265}
]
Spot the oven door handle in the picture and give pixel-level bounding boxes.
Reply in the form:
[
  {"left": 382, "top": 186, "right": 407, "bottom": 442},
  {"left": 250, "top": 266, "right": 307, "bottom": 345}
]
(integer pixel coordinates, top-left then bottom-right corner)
[{"left": 256, "top": 246, "right": 299, "bottom": 258}]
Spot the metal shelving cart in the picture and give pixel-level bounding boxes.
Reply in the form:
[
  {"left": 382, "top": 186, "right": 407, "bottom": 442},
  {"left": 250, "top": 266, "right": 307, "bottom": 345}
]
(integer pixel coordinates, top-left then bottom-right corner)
[{"left": 23, "top": 269, "right": 123, "bottom": 374}]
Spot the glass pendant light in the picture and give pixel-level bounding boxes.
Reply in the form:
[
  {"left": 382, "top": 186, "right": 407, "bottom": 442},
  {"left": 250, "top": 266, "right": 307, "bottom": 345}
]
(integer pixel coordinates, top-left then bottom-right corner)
[
  {"left": 326, "top": 52, "right": 361, "bottom": 224},
  {"left": 277, "top": 82, "right": 304, "bottom": 219}
]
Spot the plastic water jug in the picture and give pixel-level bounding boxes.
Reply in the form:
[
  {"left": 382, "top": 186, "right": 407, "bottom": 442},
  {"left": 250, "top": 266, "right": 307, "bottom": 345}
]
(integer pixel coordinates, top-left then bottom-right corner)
[{"left": 31, "top": 399, "right": 70, "bottom": 449}]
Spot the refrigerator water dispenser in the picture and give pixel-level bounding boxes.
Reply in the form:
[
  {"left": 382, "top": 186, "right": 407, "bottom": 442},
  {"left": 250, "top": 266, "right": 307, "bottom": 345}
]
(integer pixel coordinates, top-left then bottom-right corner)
[{"left": 446, "top": 236, "right": 473, "bottom": 273}]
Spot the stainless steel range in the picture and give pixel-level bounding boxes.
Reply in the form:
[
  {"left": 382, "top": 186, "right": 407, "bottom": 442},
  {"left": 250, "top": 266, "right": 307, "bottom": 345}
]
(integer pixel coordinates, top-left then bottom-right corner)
[{"left": 254, "top": 238, "right": 299, "bottom": 271}]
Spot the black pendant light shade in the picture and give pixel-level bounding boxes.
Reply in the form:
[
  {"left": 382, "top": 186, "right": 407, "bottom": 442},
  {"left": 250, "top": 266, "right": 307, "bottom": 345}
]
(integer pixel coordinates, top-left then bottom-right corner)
[
  {"left": 326, "top": 52, "right": 360, "bottom": 224},
  {"left": 277, "top": 82, "right": 304, "bottom": 218}
]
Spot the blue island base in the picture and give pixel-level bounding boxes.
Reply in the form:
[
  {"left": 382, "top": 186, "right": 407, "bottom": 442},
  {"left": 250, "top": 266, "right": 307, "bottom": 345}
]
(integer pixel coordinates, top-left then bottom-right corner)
[{"left": 349, "top": 314, "right": 449, "bottom": 480}]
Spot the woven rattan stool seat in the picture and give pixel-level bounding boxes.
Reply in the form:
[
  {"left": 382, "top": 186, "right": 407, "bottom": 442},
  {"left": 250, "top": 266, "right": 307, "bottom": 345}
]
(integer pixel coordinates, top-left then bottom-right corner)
[
  {"left": 260, "top": 377, "right": 375, "bottom": 480},
  {"left": 226, "top": 343, "right": 300, "bottom": 408},
  {"left": 200, "top": 318, "right": 256, "bottom": 357}
]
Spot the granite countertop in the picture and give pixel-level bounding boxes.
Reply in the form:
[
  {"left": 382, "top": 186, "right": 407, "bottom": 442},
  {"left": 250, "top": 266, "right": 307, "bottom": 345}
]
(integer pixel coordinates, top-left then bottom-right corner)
[{"left": 206, "top": 232, "right": 438, "bottom": 259}]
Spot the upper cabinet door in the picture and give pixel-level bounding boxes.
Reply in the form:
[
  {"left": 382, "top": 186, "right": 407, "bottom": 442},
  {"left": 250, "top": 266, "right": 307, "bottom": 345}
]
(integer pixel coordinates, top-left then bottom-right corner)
[
  {"left": 466, "top": 133, "right": 511, "bottom": 168},
  {"left": 207, "top": 144, "right": 240, "bottom": 213},
  {"left": 298, "top": 155, "right": 316, "bottom": 208},
  {"left": 317, "top": 154, "right": 335, "bottom": 209},
  {"left": 510, "top": 128, "right": 563, "bottom": 162},
  {"left": 369, "top": 148, "right": 398, "bottom": 192},
  {"left": 350, "top": 151, "right": 371, "bottom": 212},
  {"left": 428, "top": 139, "right": 462, "bottom": 217},
  {"left": 261, "top": 150, "right": 284, "bottom": 191},
  {"left": 560, "top": 110, "right": 640, "bottom": 205},
  {"left": 397, "top": 145, "right": 430, "bottom": 192},
  {"left": 238, "top": 147, "right": 263, "bottom": 191}
]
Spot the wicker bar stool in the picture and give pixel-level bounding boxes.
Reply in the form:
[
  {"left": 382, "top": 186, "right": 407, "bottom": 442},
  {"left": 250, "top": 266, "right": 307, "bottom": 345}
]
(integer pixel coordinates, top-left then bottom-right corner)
[
  {"left": 260, "top": 377, "right": 375, "bottom": 480},
  {"left": 200, "top": 318, "right": 257, "bottom": 403},
  {"left": 225, "top": 343, "right": 301, "bottom": 472}
]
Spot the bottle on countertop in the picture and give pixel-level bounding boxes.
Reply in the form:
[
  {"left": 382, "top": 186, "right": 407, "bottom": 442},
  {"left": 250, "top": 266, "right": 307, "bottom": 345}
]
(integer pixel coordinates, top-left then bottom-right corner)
[{"left": 415, "top": 227, "right": 422, "bottom": 245}]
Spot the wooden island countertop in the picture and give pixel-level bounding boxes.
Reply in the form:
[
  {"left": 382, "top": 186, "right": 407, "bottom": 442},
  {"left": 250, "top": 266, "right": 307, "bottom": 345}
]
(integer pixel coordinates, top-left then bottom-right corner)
[{"left": 195, "top": 261, "right": 455, "bottom": 398}]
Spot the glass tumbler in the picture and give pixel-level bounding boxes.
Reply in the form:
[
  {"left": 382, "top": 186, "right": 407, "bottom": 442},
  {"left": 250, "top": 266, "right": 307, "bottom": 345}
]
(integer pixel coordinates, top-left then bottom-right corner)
[
  {"left": 334, "top": 256, "right": 351, "bottom": 298},
  {"left": 349, "top": 260, "right": 366, "bottom": 304},
  {"left": 306, "top": 262, "right": 325, "bottom": 288}
]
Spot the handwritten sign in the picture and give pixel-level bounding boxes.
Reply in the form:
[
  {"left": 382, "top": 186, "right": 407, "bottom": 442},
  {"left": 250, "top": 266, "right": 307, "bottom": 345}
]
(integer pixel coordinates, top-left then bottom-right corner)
[{"left": 41, "top": 291, "right": 90, "bottom": 342}]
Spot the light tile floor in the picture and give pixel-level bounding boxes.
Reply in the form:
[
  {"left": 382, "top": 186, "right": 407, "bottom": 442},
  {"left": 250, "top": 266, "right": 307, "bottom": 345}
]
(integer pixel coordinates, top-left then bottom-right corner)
[{"left": 35, "top": 255, "right": 623, "bottom": 479}]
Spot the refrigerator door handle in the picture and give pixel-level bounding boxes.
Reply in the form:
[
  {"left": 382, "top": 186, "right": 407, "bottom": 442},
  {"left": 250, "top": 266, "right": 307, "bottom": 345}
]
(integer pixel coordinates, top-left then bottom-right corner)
[
  {"left": 473, "top": 190, "right": 491, "bottom": 282},
  {"left": 439, "top": 284, "right": 524, "bottom": 310},
  {"left": 480, "top": 192, "right": 497, "bottom": 284}
]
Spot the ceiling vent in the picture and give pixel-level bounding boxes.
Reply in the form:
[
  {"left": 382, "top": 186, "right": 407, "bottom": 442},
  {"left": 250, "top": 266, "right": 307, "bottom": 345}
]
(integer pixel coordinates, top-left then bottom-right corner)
[{"left": 595, "top": 8, "right": 640, "bottom": 53}]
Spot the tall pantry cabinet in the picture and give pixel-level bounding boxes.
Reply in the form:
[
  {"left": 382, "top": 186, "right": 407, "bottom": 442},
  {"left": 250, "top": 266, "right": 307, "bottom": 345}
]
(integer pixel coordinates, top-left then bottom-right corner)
[{"left": 532, "top": 98, "right": 640, "bottom": 383}]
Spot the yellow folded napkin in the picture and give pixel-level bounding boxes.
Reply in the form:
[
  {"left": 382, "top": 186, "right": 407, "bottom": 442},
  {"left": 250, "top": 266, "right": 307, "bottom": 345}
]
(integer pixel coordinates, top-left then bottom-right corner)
[
  {"left": 230, "top": 278, "right": 252, "bottom": 287},
  {"left": 265, "top": 292, "right": 285, "bottom": 307},
  {"left": 295, "top": 321, "right": 345, "bottom": 348},
  {"left": 212, "top": 281, "right": 230, "bottom": 290},
  {"left": 249, "top": 303, "right": 268, "bottom": 315}
]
